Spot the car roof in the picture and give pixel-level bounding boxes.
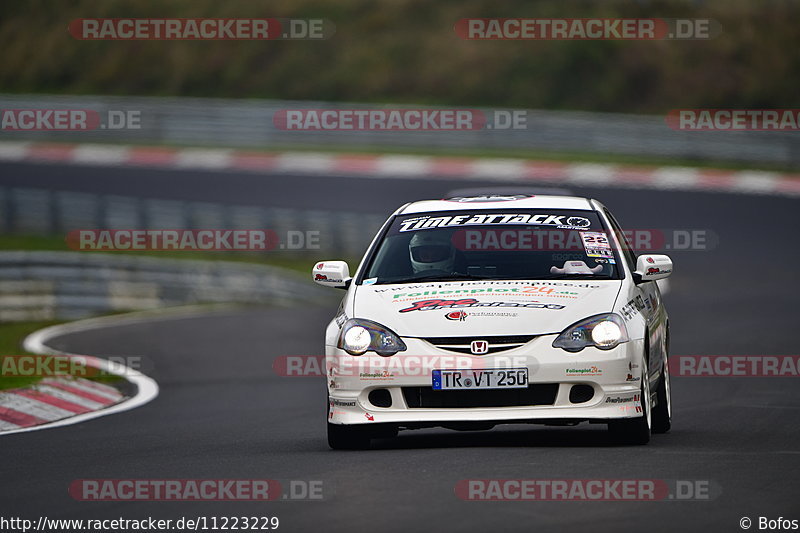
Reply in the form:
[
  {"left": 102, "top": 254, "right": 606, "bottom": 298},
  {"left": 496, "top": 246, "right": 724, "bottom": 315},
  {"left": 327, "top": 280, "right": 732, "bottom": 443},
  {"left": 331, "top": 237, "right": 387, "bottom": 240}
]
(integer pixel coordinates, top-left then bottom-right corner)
[{"left": 397, "top": 194, "right": 596, "bottom": 215}]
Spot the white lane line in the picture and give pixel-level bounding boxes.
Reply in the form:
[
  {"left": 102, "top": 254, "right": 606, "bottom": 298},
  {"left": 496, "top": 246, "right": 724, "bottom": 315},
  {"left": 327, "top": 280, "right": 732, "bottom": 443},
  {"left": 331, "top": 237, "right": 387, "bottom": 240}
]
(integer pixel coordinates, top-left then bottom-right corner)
[
  {"left": 6, "top": 306, "right": 256, "bottom": 435},
  {"left": 0, "top": 311, "right": 170, "bottom": 435}
]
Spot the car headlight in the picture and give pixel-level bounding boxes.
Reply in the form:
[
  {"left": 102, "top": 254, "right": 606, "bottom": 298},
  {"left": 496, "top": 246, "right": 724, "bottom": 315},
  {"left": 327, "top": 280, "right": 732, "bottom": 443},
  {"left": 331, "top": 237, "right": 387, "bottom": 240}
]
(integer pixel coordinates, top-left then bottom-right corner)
[
  {"left": 552, "top": 313, "right": 629, "bottom": 352},
  {"left": 337, "top": 318, "right": 407, "bottom": 357}
]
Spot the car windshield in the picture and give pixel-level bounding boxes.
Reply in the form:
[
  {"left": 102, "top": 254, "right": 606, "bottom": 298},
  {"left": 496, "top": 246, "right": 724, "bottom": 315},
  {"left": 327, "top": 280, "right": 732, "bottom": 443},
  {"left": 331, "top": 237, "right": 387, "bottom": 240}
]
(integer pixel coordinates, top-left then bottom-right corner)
[{"left": 361, "top": 209, "right": 622, "bottom": 284}]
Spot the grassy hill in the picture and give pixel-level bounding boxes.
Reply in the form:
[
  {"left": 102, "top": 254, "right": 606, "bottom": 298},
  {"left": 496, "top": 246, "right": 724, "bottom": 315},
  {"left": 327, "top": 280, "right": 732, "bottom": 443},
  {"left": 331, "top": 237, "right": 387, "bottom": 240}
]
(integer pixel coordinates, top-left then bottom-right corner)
[{"left": 1, "top": 0, "right": 797, "bottom": 113}]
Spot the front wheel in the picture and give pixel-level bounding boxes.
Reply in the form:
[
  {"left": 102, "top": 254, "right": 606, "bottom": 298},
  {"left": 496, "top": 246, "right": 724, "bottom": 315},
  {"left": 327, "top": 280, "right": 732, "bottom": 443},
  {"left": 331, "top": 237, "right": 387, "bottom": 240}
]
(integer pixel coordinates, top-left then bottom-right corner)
[
  {"left": 608, "top": 359, "right": 652, "bottom": 445},
  {"left": 651, "top": 357, "right": 672, "bottom": 434}
]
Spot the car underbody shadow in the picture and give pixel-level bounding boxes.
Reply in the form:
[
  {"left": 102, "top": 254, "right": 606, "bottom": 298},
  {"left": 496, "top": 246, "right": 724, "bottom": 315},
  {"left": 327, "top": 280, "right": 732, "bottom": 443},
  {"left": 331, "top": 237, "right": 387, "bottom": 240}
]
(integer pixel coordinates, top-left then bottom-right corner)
[{"left": 368, "top": 424, "right": 618, "bottom": 450}]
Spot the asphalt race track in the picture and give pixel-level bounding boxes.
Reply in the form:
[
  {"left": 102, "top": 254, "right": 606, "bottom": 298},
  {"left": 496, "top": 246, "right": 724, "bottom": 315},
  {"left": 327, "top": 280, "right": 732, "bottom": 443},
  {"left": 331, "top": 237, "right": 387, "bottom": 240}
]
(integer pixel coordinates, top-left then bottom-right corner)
[{"left": 3, "top": 161, "right": 800, "bottom": 532}]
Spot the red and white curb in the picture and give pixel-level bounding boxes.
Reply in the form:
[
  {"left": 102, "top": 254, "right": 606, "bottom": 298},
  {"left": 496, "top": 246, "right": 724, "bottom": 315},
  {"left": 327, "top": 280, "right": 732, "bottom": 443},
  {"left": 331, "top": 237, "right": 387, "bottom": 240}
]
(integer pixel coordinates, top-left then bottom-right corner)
[
  {"left": 1, "top": 141, "right": 799, "bottom": 198},
  {"left": 0, "top": 313, "right": 162, "bottom": 436},
  {"left": 0, "top": 376, "right": 124, "bottom": 431}
]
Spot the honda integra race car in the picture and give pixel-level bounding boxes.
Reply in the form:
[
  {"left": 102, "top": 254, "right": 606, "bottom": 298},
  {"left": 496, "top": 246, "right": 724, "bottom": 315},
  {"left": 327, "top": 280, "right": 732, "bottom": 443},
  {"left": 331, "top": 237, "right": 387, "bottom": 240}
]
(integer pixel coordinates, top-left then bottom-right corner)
[{"left": 313, "top": 194, "right": 673, "bottom": 449}]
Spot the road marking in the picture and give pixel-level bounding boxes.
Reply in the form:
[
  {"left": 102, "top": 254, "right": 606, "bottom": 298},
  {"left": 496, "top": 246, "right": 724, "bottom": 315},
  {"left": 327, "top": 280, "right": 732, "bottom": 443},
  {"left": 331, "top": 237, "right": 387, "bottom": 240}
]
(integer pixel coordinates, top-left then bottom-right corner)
[
  {"left": 0, "top": 313, "right": 165, "bottom": 435},
  {"left": 5, "top": 306, "right": 251, "bottom": 435}
]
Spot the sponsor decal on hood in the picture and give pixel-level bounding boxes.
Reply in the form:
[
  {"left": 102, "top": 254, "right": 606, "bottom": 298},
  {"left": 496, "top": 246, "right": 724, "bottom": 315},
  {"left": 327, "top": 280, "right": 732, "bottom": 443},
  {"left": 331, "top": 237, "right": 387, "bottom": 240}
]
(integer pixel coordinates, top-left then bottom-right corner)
[
  {"left": 398, "top": 298, "right": 564, "bottom": 313},
  {"left": 445, "top": 310, "right": 469, "bottom": 321},
  {"left": 354, "top": 280, "right": 622, "bottom": 336}
]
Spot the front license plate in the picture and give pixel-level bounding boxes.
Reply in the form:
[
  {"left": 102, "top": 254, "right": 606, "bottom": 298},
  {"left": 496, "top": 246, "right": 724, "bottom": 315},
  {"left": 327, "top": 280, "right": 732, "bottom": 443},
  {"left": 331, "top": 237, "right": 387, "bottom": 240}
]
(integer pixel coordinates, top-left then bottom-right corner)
[{"left": 432, "top": 368, "right": 528, "bottom": 390}]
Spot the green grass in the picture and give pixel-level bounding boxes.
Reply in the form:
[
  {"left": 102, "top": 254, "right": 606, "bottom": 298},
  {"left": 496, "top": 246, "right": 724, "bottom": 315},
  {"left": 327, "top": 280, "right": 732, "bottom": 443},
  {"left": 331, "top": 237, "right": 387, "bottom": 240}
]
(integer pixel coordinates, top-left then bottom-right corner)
[
  {"left": 2, "top": 2, "right": 797, "bottom": 118},
  {"left": 0, "top": 319, "right": 152, "bottom": 392},
  {"left": 0, "top": 320, "right": 130, "bottom": 391},
  {"left": 0, "top": 320, "right": 61, "bottom": 390},
  {"left": 0, "top": 320, "right": 59, "bottom": 355}
]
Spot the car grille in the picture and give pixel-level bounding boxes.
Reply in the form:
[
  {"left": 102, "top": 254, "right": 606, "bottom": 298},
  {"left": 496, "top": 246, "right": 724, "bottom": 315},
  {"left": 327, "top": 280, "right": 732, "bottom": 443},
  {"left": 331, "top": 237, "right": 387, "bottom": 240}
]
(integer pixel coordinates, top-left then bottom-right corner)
[
  {"left": 402, "top": 383, "right": 558, "bottom": 408},
  {"left": 420, "top": 335, "right": 536, "bottom": 355}
]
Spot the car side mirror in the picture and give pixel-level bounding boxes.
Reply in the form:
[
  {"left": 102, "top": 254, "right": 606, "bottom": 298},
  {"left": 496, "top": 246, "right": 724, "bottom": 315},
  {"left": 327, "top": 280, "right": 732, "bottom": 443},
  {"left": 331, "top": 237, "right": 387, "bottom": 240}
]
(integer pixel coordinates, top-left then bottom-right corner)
[
  {"left": 312, "top": 261, "right": 351, "bottom": 289},
  {"left": 633, "top": 254, "right": 673, "bottom": 283}
]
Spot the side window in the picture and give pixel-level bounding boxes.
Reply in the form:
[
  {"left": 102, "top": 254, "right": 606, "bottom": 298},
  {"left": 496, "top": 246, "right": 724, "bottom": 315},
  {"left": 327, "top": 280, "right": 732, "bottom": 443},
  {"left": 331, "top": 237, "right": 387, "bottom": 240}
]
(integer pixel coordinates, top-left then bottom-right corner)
[{"left": 604, "top": 209, "right": 637, "bottom": 273}]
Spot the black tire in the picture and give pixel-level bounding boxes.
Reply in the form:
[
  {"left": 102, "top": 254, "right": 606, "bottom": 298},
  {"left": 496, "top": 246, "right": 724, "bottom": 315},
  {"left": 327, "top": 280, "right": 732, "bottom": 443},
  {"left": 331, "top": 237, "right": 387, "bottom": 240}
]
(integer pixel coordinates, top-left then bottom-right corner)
[
  {"left": 327, "top": 422, "right": 371, "bottom": 450},
  {"left": 652, "top": 357, "right": 672, "bottom": 434},
  {"left": 608, "top": 359, "right": 651, "bottom": 445}
]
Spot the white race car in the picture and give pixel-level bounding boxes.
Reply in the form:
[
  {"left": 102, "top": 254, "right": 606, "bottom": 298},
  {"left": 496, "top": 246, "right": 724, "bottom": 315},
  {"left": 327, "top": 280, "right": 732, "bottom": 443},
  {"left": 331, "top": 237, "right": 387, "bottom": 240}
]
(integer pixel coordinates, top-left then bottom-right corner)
[{"left": 314, "top": 194, "right": 672, "bottom": 449}]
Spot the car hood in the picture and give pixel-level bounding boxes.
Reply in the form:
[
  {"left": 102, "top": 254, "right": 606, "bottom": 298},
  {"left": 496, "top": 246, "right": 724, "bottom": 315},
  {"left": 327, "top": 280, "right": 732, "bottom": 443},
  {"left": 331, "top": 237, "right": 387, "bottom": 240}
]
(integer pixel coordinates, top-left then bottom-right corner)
[{"left": 352, "top": 280, "right": 622, "bottom": 337}]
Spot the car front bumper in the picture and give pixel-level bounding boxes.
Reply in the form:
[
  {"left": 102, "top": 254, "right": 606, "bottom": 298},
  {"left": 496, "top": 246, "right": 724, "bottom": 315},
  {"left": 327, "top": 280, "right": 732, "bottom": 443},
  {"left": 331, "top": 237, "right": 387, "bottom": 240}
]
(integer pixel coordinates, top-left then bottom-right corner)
[{"left": 326, "top": 335, "right": 646, "bottom": 426}]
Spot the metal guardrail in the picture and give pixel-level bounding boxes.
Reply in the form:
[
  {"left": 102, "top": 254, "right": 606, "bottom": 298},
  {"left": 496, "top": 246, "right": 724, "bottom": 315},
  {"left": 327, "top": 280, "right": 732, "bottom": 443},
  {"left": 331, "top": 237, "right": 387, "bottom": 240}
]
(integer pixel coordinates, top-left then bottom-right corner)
[
  {"left": 0, "top": 185, "right": 383, "bottom": 322},
  {"left": 0, "top": 186, "right": 386, "bottom": 257},
  {"left": 0, "top": 251, "right": 330, "bottom": 322},
  {"left": 1, "top": 94, "right": 798, "bottom": 166}
]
